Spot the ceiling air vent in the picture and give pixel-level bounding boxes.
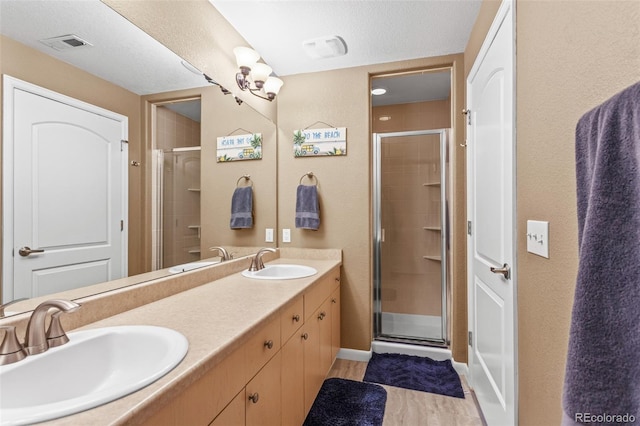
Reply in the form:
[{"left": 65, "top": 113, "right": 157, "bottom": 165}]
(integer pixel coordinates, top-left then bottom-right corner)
[
  {"left": 302, "top": 36, "right": 347, "bottom": 59},
  {"left": 39, "top": 34, "right": 93, "bottom": 51}
]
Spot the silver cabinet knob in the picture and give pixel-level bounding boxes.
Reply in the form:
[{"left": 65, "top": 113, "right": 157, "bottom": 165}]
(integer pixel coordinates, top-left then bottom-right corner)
[
  {"left": 264, "top": 340, "right": 274, "bottom": 349},
  {"left": 301, "top": 333, "right": 309, "bottom": 340},
  {"left": 292, "top": 314, "right": 300, "bottom": 322},
  {"left": 318, "top": 312, "right": 326, "bottom": 320},
  {"left": 248, "top": 393, "right": 259, "bottom": 404}
]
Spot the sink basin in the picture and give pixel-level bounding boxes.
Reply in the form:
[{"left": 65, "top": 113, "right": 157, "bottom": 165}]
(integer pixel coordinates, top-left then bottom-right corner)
[
  {"left": 241, "top": 264, "right": 317, "bottom": 280},
  {"left": 168, "top": 260, "right": 218, "bottom": 274},
  {"left": 0, "top": 325, "right": 188, "bottom": 425}
]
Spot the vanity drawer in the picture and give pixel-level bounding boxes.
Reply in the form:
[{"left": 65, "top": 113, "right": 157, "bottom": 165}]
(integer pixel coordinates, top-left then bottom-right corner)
[
  {"left": 280, "top": 295, "right": 304, "bottom": 343},
  {"left": 245, "top": 314, "right": 281, "bottom": 382},
  {"left": 304, "top": 267, "right": 339, "bottom": 320}
]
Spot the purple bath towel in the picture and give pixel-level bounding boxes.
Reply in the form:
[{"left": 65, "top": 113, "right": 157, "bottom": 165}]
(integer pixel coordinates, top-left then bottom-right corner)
[{"left": 563, "top": 81, "right": 640, "bottom": 424}]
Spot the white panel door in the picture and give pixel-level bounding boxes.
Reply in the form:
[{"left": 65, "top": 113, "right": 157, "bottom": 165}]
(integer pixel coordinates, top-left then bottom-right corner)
[
  {"left": 3, "top": 76, "right": 127, "bottom": 300},
  {"left": 466, "top": 1, "right": 516, "bottom": 425}
]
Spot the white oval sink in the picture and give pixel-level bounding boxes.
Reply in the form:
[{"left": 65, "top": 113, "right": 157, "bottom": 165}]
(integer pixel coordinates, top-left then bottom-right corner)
[
  {"left": 168, "top": 260, "right": 218, "bottom": 274},
  {"left": 241, "top": 264, "right": 317, "bottom": 280},
  {"left": 0, "top": 325, "right": 188, "bottom": 425}
]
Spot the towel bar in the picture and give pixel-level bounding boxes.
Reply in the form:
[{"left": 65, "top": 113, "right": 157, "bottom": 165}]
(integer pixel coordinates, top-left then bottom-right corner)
[
  {"left": 299, "top": 172, "right": 318, "bottom": 185},
  {"left": 236, "top": 175, "right": 253, "bottom": 187}
]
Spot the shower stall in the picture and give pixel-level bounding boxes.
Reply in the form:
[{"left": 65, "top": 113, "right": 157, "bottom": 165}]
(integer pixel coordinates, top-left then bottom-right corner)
[
  {"left": 153, "top": 147, "right": 202, "bottom": 269},
  {"left": 373, "top": 129, "right": 451, "bottom": 347}
]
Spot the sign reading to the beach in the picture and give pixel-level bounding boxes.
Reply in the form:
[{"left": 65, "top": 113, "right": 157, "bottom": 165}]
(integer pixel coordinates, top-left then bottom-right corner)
[{"left": 293, "top": 127, "right": 347, "bottom": 157}]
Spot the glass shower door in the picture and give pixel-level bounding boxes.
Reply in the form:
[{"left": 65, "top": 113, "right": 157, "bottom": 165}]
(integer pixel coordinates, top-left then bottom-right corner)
[{"left": 373, "top": 129, "right": 449, "bottom": 345}]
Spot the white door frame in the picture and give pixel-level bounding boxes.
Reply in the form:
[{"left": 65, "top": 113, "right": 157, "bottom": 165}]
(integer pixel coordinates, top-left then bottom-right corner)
[
  {"left": 466, "top": 0, "right": 517, "bottom": 423},
  {"left": 2, "top": 75, "right": 128, "bottom": 302}
]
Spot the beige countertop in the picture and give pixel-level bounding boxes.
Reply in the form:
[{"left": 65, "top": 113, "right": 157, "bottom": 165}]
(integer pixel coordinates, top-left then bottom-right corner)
[{"left": 39, "top": 256, "right": 341, "bottom": 425}]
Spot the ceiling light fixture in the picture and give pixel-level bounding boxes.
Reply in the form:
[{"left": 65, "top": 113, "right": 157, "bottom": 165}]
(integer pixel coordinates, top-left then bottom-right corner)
[
  {"left": 233, "top": 46, "right": 283, "bottom": 102},
  {"left": 371, "top": 88, "right": 387, "bottom": 96}
]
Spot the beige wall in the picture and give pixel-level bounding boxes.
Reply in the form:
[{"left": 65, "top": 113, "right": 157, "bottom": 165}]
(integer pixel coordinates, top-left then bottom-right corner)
[
  {"left": 372, "top": 99, "right": 451, "bottom": 133},
  {"left": 466, "top": 0, "right": 640, "bottom": 424},
  {"left": 277, "top": 54, "right": 467, "bottom": 358},
  {"left": 0, "top": 35, "right": 145, "bottom": 291}
]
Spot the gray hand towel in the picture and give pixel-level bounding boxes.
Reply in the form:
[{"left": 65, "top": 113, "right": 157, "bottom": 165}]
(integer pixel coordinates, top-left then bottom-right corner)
[
  {"left": 563, "top": 81, "right": 640, "bottom": 423},
  {"left": 230, "top": 186, "right": 253, "bottom": 229},
  {"left": 295, "top": 184, "right": 319, "bottom": 230}
]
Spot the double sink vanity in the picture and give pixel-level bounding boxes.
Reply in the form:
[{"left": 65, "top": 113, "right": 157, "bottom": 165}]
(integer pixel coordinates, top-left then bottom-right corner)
[{"left": 0, "top": 248, "right": 342, "bottom": 425}]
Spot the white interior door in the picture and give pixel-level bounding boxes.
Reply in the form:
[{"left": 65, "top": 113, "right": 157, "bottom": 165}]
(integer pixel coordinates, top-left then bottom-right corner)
[
  {"left": 466, "top": 1, "right": 516, "bottom": 425},
  {"left": 2, "top": 76, "right": 128, "bottom": 302}
]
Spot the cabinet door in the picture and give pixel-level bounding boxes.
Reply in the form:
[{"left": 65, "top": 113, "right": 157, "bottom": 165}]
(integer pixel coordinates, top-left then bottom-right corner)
[
  {"left": 280, "top": 295, "right": 304, "bottom": 343},
  {"left": 331, "top": 286, "right": 341, "bottom": 361},
  {"left": 281, "top": 329, "right": 305, "bottom": 426},
  {"left": 246, "top": 352, "right": 282, "bottom": 426},
  {"left": 318, "top": 298, "right": 333, "bottom": 375},
  {"left": 303, "top": 318, "right": 322, "bottom": 415},
  {"left": 246, "top": 315, "right": 281, "bottom": 383},
  {"left": 210, "top": 389, "right": 245, "bottom": 426}
]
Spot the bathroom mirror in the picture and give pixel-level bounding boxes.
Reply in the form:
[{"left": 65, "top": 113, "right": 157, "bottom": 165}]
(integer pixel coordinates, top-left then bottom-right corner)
[{"left": 0, "top": 0, "right": 276, "bottom": 315}]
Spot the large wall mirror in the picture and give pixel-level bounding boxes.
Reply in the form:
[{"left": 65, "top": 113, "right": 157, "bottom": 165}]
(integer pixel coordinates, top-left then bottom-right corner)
[{"left": 0, "top": 0, "right": 277, "bottom": 316}]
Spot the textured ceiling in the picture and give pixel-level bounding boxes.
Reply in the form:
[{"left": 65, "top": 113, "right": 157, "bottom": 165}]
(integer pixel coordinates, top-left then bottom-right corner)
[
  {"left": 1, "top": 0, "right": 479, "bottom": 104},
  {"left": 209, "top": 0, "right": 481, "bottom": 76},
  {"left": 0, "top": 0, "right": 208, "bottom": 95}
]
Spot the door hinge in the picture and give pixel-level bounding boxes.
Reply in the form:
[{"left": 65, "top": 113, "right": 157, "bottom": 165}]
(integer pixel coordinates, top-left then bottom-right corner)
[
  {"left": 467, "top": 221, "right": 472, "bottom": 236},
  {"left": 469, "top": 331, "right": 473, "bottom": 346},
  {"left": 120, "top": 220, "right": 124, "bottom": 231},
  {"left": 120, "top": 139, "right": 128, "bottom": 152}
]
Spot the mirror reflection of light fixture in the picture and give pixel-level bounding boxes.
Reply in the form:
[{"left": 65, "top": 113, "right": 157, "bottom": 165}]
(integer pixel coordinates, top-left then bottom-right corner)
[{"left": 233, "top": 46, "right": 284, "bottom": 101}]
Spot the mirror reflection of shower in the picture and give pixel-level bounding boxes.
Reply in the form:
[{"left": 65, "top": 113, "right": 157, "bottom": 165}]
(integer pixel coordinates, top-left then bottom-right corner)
[
  {"left": 152, "top": 99, "right": 202, "bottom": 270},
  {"left": 371, "top": 69, "right": 453, "bottom": 347}
]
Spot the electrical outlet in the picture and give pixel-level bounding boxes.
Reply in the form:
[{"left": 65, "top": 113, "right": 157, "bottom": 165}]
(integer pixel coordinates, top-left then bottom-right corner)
[
  {"left": 526, "top": 220, "right": 549, "bottom": 258},
  {"left": 282, "top": 228, "right": 291, "bottom": 243},
  {"left": 265, "top": 228, "right": 274, "bottom": 243}
]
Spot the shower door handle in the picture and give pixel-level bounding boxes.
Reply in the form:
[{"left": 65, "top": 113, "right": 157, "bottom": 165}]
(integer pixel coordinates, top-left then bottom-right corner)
[{"left": 490, "top": 263, "right": 510, "bottom": 280}]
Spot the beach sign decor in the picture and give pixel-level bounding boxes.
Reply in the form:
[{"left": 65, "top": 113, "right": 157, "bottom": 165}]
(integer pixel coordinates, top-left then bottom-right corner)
[
  {"left": 293, "top": 127, "right": 347, "bottom": 157},
  {"left": 217, "top": 133, "right": 262, "bottom": 162}
]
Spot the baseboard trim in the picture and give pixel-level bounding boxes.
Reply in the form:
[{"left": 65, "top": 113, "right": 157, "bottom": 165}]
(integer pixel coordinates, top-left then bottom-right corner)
[
  {"left": 452, "top": 359, "right": 469, "bottom": 377},
  {"left": 336, "top": 348, "right": 372, "bottom": 362}
]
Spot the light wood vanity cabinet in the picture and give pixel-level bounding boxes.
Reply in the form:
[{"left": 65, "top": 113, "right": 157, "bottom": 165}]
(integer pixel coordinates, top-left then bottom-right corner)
[{"left": 145, "top": 266, "right": 340, "bottom": 426}]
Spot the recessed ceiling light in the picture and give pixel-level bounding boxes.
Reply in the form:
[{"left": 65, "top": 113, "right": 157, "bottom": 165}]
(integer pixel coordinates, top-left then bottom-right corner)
[{"left": 371, "top": 88, "right": 387, "bottom": 96}]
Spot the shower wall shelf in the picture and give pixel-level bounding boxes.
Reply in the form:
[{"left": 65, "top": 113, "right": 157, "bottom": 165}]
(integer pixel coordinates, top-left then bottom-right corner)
[
  {"left": 187, "top": 188, "right": 201, "bottom": 192},
  {"left": 423, "top": 255, "right": 442, "bottom": 262},
  {"left": 423, "top": 182, "right": 441, "bottom": 187},
  {"left": 188, "top": 249, "right": 201, "bottom": 255},
  {"left": 423, "top": 226, "right": 441, "bottom": 231}
]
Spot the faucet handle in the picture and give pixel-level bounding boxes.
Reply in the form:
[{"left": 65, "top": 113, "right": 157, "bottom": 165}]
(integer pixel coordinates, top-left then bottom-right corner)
[
  {"left": 46, "top": 311, "right": 71, "bottom": 348},
  {"left": 0, "top": 325, "right": 28, "bottom": 365}
]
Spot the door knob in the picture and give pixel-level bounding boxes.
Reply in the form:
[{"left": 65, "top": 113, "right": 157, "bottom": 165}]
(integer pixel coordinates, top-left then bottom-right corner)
[
  {"left": 18, "top": 247, "right": 45, "bottom": 257},
  {"left": 490, "top": 263, "right": 510, "bottom": 279}
]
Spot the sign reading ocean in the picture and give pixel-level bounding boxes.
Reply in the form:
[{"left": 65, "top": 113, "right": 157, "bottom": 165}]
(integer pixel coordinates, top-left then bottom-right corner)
[
  {"left": 217, "top": 133, "right": 262, "bottom": 162},
  {"left": 293, "top": 127, "right": 347, "bottom": 157}
]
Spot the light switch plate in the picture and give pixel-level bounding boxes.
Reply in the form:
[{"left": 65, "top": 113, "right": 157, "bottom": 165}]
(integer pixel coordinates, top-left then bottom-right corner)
[
  {"left": 265, "top": 228, "right": 274, "bottom": 243},
  {"left": 282, "top": 228, "right": 291, "bottom": 243},
  {"left": 526, "top": 220, "right": 549, "bottom": 258}
]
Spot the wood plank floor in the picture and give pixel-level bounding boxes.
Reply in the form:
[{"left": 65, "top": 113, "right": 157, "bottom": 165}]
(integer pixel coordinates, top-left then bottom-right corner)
[{"left": 327, "top": 358, "right": 484, "bottom": 426}]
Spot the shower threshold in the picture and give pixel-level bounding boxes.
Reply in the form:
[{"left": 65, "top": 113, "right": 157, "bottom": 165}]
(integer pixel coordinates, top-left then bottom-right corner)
[{"left": 375, "top": 335, "right": 448, "bottom": 349}]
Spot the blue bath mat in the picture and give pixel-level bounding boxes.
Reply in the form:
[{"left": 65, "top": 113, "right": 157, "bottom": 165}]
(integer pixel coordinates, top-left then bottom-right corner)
[
  {"left": 303, "top": 378, "right": 387, "bottom": 426},
  {"left": 363, "top": 352, "right": 464, "bottom": 398}
]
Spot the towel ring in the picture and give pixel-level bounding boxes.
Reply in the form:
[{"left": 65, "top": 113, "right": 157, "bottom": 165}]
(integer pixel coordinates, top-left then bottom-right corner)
[
  {"left": 299, "top": 172, "right": 318, "bottom": 185},
  {"left": 236, "top": 175, "right": 253, "bottom": 187}
]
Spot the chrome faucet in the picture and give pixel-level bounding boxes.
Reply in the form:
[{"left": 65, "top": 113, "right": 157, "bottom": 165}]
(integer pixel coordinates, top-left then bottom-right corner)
[
  {"left": 209, "top": 246, "right": 232, "bottom": 261},
  {"left": 0, "top": 297, "right": 28, "bottom": 318},
  {"left": 248, "top": 247, "right": 277, "bottom": 272},
  {"left": 23, "top": 299, "right": 80, "bottom": 355}
]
